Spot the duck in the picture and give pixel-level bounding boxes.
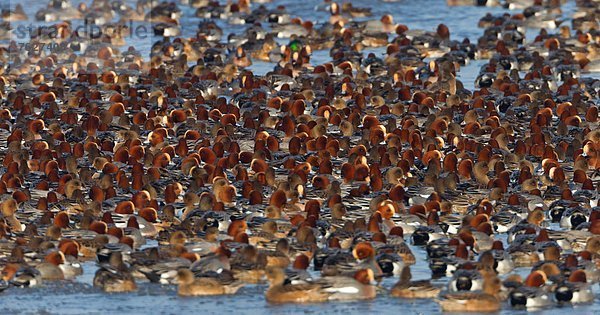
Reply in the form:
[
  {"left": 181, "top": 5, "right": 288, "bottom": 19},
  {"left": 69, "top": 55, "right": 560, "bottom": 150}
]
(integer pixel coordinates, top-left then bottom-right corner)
[
  {"left": 130, "top": 208, "right": 159, "bottom": 239},
  {"left": 391, "top": 265, "right": 441, "bottom": 299},
  {"left": 153, "top": 18, "right": 181, "bottom": 37},
  {"left": 340, "top": 3, "right": 371, "bottom": 18},
  {"left": 1, "top": 4, "right": 28, "bottom": 21},
  {"left": 448, "top": 269, "right": 484, "bottom": 292},
  {"left": 230, "top": 245, "right": 268, "bottom": 284},
  {"left": 554, "top": 270, "right": 594, "bottom": 304},
  {"left": 328, "top": 2, "right": 347, "bottom": 25},
  {"left": 437, "top": 275, "right": 502, "bottom": 312},
  {"left": 560, "top": 206, "right": 589, "bottom": 230},
  {"left": 430, "top": 242, "right": 471, "bottom": 277},
  {"left": 522, "top": 4, "right": 563, "bottom": 29},
  {"left": 93, "top": 252, "right": 137, "bottom": 293},
  {"left": 265, "top": 266, "right": 330, "bottom": 303},
  {"left": 131, "top": 247, "right": 193, "bottom": 284},
  {"left": 2, "top": 263, "right": 42, "bottom": 287},
  {"left": 411, "top": 211, "right": 446, "bottom": 246},
  {"left": 197, "top": 20, "right": 223, "bottom": 42},
  {"left": 348, "top": 242, "right": 384, "bottom": 278},
  {"left": 82, "top": 4, "right": 114, "bottom": 25},
  {"left": 176, "top": 268, "right": 244, "bottom": 296},
  {"left": 0, "top": 21, "right": 10, "bottom": 40},
  {"left": 146, "top": 1, "right": 181, "bottom": 22},
  {"left": 315, "top": 269, "right": 377, "bottom": 301},
  {"left": 116, "top": 2, "right": 145, "bottom": 22},
  {"left": 509, "top": 270, "right": 553, "bottom": 309},
  {"left": 262, "top": 238, "right": 292, "bottom": 268},
  {"left": 35, "top": 0, "right": 82, "bottom": 21},
  {"left": 487, "top": 244, "right": 514, "bottom": 274},
  {"left": 194, "top": 2, "right": 224, "bottom": 19},
  {"left": 190, "top": 244, "right": 232, "bottom": 274},
  {"left": 35, "top": 251, "right": 81, "bottom": 281},
  {"left": 1, "top": 198, "right": 24, "bottom": 232},
  {"left": 232, "top": 46, "right": 252, "bottom": 68},
  {"left": 363, "top": 14, "right": 396, "bottom": 33},
  {"left": 212, "top": 178, "right": 238, "bottom": 207},
  {"left": 284, "top": 254, "right": 313, "bottom": 284},
  {"left": 375, "top": 250, "right": 407, "bottom": 276}
]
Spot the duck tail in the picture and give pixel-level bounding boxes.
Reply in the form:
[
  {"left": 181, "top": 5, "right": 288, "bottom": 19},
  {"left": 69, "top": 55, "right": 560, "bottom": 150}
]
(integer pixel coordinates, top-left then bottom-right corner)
[{"left": 138, "top": 269, "right": 161, "bottom": 283}]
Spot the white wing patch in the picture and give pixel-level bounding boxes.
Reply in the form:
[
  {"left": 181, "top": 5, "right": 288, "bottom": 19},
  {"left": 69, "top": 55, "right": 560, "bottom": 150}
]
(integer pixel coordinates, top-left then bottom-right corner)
[{"left": 324, "top": 287, "right": 359, "bottom": 294}]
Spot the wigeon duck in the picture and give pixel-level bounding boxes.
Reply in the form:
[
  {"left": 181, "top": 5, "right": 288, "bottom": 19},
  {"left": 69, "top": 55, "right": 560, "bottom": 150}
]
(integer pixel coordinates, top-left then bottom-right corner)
[
  {"left": 391, "top": 266, "right": 441, "bottom": 299},
  {"left": 230, "top": 245, "right": 268, "bottom": 284},
  {"left": 375, "top": 251, "right": 406, "bottom": 276},
  {"left": 560, "top": 206, "right": 590, "bottom": 230},
  {"left": 146, "top": 1, "right": 181, "bottom": 22},
  {"left": 448, "top": 269, "right": 484, "bottom": 292},
  {"left": 509, "top": 270, "right": 553, "bottom": 309},
  {"left": 1, "top": 4, "right": 27, "bottom": 21},
  {"left": 430, "top": 243, "right": 471, "bottom": 277},
  {"left": 427, "top": 238, "right": 456, "bottom": 259},
  {"left": 131, "top": 209, "right": 159, "bottom": 239},
  {"left": 116, "top": 2, "right": 145, "bottom": 21},
  {"left": 94, "top": 252, "right": 137, "bottom": 293},
  {"left": 83, "top": 4, "right": 114, "bottom": 25},
  {"left": 132, "top": 246, "right": 192, "bottom": 284},
  {"left": 1, "top": 198, "right": 23, "bottom": 232},
  {"left": 411, "top": 213, "right": 446, "bottom": 246},
  {"left": 363, "top": 14, "right": 396, "bottom": 33},
  {"left": 153, "top": 19, "right": 181, "bottom": 37},
  {"left": 232, "top": 46, "right": 252, "bottom": 68},
  {"left": 342, "top": 242, "right": 384, "bottom": 278},
  {"left": 437, "top": 275, "right": 502, "bottom": 312},
  {"left": 176, "top": 268, "right": 244, "bottom": 296},
  {"left": 0, "top": 0, "right": 599, "bottom": 310},
  {"left": 315, "top": 269, "right": 377, "bottom": 301},
  {"left": 555, "top": 270, "right": 594, "bottom": 304},
  {"left": 197, "top": 20, "right": 223, "bottom": 42},
  {"left": 284, "top": 254, "right": 313, "bottom": 284},
  {"left": 262, "top": 238, "right": 292, "bottom": 268},
  {"left": 488, "top": 242, "right": 514, "bottom": 274},
  {"left": 2, "top": 263, "right": 42, "bottom": 287},
  {"left": 190, "top": 244, "right": 232, "bottom": 274},
  {"left": 36, "top": 251, "right": 68, "bottom": 280},
  {"left": 35, "top": 0, "right": 82, "bottom": 21},
  {"left": 328, "top": 2, "right": 347, "bottom": 25},
  {"left": 194, "top": 2, "right": 224, "bottom": 19},
  {"left": 340, "top": 3, "right": 371, "bottom": 18},
  {"left": 265, "top": 266, "right": 330, "bottom": 303}
]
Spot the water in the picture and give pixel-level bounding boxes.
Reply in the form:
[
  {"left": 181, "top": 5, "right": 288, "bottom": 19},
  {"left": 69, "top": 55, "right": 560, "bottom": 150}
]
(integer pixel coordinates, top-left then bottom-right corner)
[{"left": 0, "top": 0, "right": 599, "bottom": 314}]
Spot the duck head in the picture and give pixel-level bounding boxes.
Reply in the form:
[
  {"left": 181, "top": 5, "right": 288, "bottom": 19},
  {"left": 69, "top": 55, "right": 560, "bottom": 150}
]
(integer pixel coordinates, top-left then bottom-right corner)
[{"left": 353, "top": 242, "right": 375, "bottom": 261}]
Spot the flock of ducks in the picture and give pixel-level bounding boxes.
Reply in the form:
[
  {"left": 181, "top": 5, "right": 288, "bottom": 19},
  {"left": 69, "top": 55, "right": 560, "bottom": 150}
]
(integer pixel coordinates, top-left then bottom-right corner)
[{"left": 0, "top": 0, "right": 599, "bottom": 312}]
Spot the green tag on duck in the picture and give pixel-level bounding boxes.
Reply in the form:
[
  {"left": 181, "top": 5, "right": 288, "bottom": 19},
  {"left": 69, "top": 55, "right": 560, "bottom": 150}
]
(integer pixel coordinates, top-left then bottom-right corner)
[{"left": 289, "top": 40, "right": 301, "bottom": 52}]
